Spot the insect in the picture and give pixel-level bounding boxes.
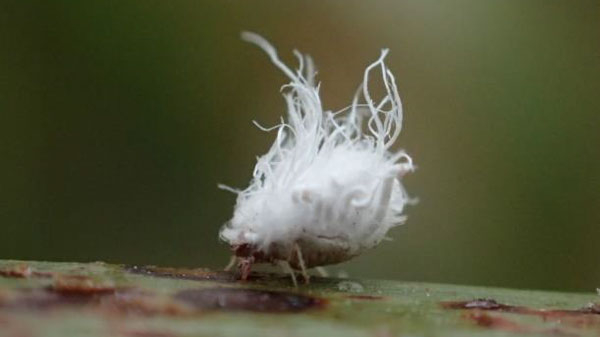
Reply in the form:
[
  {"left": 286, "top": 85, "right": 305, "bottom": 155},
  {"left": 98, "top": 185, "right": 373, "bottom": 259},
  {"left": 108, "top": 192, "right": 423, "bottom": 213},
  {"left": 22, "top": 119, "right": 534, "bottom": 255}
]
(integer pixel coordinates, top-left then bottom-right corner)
[{"left": 219, "top": 32, "right": 415, "bottom": 285}]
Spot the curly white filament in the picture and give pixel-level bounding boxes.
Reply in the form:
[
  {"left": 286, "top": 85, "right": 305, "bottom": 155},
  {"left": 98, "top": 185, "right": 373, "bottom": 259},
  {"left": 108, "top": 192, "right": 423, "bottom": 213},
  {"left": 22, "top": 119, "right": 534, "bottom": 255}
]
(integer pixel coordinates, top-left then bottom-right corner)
[{"left": 220, "top": 32, "right": 415, "bottom": 268}]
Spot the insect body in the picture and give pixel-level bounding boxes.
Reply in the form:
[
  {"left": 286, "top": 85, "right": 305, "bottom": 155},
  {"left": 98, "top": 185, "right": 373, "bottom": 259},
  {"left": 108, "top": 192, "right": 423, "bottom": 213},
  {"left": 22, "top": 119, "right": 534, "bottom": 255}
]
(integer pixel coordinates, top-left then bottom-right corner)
[{"left": 220, "top": 32, "right": 415, "bottom": 284}]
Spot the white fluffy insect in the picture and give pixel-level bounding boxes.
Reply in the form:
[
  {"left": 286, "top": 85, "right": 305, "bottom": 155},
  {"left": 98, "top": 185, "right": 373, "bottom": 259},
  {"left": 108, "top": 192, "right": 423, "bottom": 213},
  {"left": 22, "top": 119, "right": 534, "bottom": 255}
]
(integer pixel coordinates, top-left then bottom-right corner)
[{"left": 220, "top": 32, "right": 415, "bottom": 285}]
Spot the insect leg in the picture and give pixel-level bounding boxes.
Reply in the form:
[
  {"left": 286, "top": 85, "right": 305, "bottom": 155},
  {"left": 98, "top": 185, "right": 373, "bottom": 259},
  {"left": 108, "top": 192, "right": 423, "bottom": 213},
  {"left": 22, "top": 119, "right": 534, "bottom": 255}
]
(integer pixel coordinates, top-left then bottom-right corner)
[
  {"left": 239, "top": 256, "right": 254, "bottom": 281},
  {"left": 315, "top": 266, "right": 329, "bottom": 277},
  {"left": 224, "top": 255, "right": 238, "bottom": 271},
  {"left": 294, "top": 243, "right": 310, "bottom": 284},
  {"left": 278, "top": 260, "right": 298, "bottom": 287}
]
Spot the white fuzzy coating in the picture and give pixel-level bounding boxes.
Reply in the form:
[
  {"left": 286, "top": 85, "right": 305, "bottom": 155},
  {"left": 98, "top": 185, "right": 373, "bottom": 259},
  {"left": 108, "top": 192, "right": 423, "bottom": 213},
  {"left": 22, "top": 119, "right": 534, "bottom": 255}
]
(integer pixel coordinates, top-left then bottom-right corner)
[{"left": 220, "top": 32, "right": 415, "bottom": 266}]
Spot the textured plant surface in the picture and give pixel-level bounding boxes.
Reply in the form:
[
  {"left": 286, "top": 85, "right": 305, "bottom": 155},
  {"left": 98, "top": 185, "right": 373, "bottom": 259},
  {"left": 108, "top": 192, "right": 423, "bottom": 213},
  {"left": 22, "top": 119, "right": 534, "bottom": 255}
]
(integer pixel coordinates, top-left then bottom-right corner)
[{"left": 0, "top": 260, "right": 598, "bottom": 337}]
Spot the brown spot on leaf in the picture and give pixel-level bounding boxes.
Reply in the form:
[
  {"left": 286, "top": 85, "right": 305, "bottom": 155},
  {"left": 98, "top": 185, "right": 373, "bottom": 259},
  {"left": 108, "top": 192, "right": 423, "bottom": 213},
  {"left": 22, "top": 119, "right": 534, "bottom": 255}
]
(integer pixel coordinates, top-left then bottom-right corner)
[
  {"left": 100, "top": 289, "right": 192, "bottom": 316},
  {"left": 0, "top": 288, "right": 101, "bottom": 310},
  {"left": 466, "top": 311, "right": 527, "bottom": 332},
  {"left": 442, "top": 298, "right": 517, "bottom": 311},
  {"left": 174, "top": 287, "right": 326, "bottom": 313},
  {"left": 125, "top": 265, "right": 237, "bottom": 282},
  {"left": 0, "top": 264, "right": 52, "bottom": 279},
  {"left": 50, "top": 275, "right": 116, "bottom": 295},
  {"left": 442, "top": 298, "right": 600, "bottom": 317},
  {"left": 346, "top": 295, "right": 385, "bottom": 301},
  {"left": 573, "top": 302, "right": 600, "bottom": 315},
  {"left": 465, "top": 312, "right": 578, "bottom": 336},
  {"left": 0, "top": 264, "right": 32, "bottom": 278},
  {"left": 0, "top": 287, "right": 190, "bottom": 317},
  {"left": 443, "top": 298, "right": 600, "bottom": 332}
]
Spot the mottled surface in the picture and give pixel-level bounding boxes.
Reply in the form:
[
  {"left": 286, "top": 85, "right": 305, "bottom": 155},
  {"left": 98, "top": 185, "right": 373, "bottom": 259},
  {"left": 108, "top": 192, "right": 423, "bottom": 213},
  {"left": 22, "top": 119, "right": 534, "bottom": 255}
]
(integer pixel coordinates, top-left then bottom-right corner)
[{"left": 0, "top": 260, "right": 598, "bottom": 337}]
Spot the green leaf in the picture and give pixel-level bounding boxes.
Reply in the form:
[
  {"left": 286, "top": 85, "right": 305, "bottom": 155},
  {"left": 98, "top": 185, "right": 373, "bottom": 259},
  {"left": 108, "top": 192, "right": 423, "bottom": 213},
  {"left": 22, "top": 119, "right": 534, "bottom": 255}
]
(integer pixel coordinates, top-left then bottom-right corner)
[{"left": 0, "top": 260, "right": 598, "bottom": 337}]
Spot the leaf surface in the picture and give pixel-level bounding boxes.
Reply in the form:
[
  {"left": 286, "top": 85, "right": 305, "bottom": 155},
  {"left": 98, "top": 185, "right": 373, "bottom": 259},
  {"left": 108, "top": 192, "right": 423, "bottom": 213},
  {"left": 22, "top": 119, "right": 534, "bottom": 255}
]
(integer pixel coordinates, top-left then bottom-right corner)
[{"left": 0, "top": 260, "right": 598, "bottom": 337}]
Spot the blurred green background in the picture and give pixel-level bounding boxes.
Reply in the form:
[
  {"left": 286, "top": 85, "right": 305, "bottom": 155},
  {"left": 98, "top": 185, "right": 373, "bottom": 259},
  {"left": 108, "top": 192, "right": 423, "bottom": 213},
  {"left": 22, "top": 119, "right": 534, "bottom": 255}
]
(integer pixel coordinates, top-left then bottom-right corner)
[{"left": 1, "top": 1, "right": 599, "bottom": 292}]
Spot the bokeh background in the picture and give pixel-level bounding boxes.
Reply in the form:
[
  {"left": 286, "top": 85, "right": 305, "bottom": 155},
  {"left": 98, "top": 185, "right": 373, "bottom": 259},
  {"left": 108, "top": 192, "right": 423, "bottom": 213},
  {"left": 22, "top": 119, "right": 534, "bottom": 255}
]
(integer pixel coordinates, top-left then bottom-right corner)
[{"left": 1, "top": 1, "right": 599, "bottom": 292}]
